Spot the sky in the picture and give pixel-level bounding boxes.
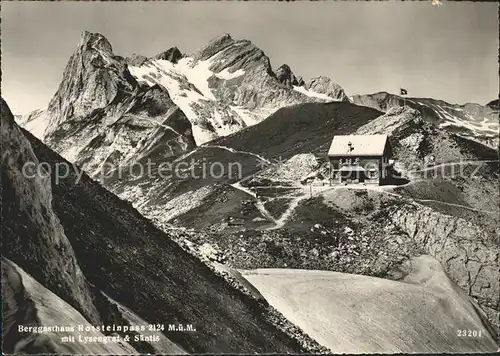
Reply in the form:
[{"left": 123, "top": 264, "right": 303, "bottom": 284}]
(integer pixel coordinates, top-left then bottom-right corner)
[{"left": 1, "top": 1, "right": 498, "bottom": 115}]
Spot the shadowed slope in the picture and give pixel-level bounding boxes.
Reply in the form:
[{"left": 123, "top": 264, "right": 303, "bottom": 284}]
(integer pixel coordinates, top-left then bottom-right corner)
[
  {"left": 3, "top": 97, "right": 325, "bottom": 353},
  {"left": 20, "top": 118, "right": 323, "bottom": 354}
]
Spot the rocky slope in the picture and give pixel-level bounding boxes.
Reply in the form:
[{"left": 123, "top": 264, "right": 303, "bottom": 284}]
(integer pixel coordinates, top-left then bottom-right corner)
[
  {"left": 88, "top": 98, "right": 499, "bottom": 334},
  {"left": 192, "top": 182, "right": 499, "bottom": 334},
  {"left": 351, "top": 92, "right": 499, "bottom": 149},
  {"left": 1, "top": 98, "right": 101, "bottom": 326},
  {"left": 3, "top": 97, "right": 327, "bottom": 354},
  {"left": 389, "top": 204, "right": 499, "bottom": 328},
  {"left": 100, "top": 101, "right": 383, "bottom": 227},
  {"left": 3, "top": 98, "right": 178, "bottom": 354}
]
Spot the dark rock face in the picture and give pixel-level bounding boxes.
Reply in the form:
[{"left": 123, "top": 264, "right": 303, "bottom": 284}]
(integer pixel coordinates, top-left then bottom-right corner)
[
  {"left": 486, "top": 94, "right": 499, "bottom": 110},
  {"left": 354, "top": 106, "right": 499, "bottom": 327},
  {"left": 0, "top": 98, "right": 101, "bottom": 326},
  {"left": 154, "top": 46, "right": 183, "bottom": 63},
  {"left": 46, "top": 31, "right": 139, "bottom": 133},
  {"left": 196, "top": 36, "right": 316, "bottom": 111},
  {"left": 193, "top": 33, "right": 235, "bottom": 62},
  {"left": 274, "top": 64, "right": 304, "bottom": 88},
  {"left": 304, "top": 76, "right": 349, "bottom": 102},
  {"left": 36, "top": 31, "right": 196, "bottom": 177}
]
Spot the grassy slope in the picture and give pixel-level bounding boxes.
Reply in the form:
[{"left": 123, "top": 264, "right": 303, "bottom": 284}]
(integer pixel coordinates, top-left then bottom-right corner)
[
  {"left": 191, "top": 191, "right": 421, "bottom": 279},
  {"left": 108, "top": 147, "right": 262, "bottom": 203},
  {"left": 23, "top": 129, "right": 310, "bottom": 354},
  {"left": 393, "top": 179, "right": 498, "bottom": 231},
  {"left": 212, "top": 102, "right": 383, "bottom": 159},
  {"left": 173, "top": 184, "right": 271, "bottom": 231},
  {"left": 109, "top": 102, "right": 382, "bottom": 205}
]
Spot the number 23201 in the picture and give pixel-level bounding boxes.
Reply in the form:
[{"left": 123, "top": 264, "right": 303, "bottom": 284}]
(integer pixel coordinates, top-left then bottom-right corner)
[{"left": 457, "top": 330, "right": 482, "bottom": 337}]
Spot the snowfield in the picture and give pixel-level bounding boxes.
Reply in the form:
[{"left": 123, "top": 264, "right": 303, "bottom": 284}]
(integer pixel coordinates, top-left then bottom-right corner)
[
  {"left": 240, "top": 255, "right": 498, "bottom": 354},
  {"left": 435, "top": 105, "right": 498, "bottom": 135},
  {"left": 293, "top": 85, "right": 334, "bottom": 101},
  {"left": 129, "top": 57, "right": 248, "bottom": 145},
  {"left": 215, "top": 67, "right": 245, "bottom": 80}
]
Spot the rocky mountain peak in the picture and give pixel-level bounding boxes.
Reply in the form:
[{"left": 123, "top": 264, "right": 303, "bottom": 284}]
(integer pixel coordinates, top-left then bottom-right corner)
[
  {"left": 45, "top": 31, "right": 139, "bottom": 134},
  {"left": 304, "top": 76, "right": 349, "bottom": 102},
  {"left": 154, "top": 46, "right": 183, "bottom": 63},
  {"left": 274, "top": 64, "right": 305, "bottom": 88},
  {"left": 193, "top": 33, "right": 235, "bottom": 62},
  {"left": 79, "top": 31, "right": 114, "bottom": 55},
  {"left": 277, "top": 63, "right": 292, "bottom": 73}
]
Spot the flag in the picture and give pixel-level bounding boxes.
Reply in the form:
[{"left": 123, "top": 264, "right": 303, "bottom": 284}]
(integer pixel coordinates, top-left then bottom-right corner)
[{"left": 400, "top": 88, "right": 408, "bottom": 95}]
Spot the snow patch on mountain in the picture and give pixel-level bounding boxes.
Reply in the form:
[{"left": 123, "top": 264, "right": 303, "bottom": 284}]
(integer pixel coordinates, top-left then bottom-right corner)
[
  {"left": 215, "top": 68, "right": 245, "bottom": 80},
  {"left": 16, "top": 109, "right": 49, "bottom": 140},
  {"left": 351, "top": 92, "right": 499, "bottom": 149},
  {"left": 129, "top": 57, "right": 247, "bottom": 145},
  {"left": 230, "top": 105, "right": 275, "bottom": 127},
  {"left": 436, "top": 105, "right": 497, "bottom": 133},
  {"left": 293, "top": 86, "right": 334, "bottom": 101}
]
